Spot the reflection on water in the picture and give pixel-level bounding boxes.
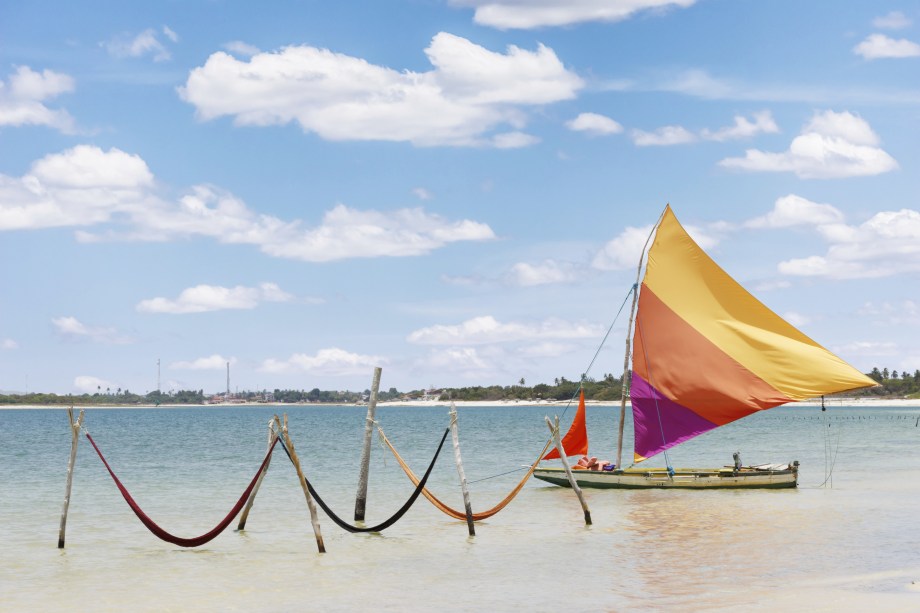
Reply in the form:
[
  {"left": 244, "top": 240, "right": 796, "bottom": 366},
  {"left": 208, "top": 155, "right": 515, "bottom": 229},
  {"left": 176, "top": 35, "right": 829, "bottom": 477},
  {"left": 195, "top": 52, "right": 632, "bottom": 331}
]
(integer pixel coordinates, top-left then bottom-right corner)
[{"left": 2, "top": 405, "right": 920, "bottom": 611}]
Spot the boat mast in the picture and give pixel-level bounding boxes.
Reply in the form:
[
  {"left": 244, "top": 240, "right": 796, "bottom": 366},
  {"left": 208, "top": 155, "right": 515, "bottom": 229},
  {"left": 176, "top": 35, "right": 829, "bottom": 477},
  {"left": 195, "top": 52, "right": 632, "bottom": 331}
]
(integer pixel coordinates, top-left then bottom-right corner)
[{"left": 615, "top": 206, "right": 666, "bottom": 468}]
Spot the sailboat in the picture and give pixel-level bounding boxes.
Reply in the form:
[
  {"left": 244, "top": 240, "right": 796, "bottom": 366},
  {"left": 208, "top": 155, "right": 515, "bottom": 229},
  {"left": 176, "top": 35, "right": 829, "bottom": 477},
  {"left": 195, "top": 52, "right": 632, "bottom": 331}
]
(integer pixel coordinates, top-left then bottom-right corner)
[{"left": 533, "top": 205, "right": 877, "bottom": 489}]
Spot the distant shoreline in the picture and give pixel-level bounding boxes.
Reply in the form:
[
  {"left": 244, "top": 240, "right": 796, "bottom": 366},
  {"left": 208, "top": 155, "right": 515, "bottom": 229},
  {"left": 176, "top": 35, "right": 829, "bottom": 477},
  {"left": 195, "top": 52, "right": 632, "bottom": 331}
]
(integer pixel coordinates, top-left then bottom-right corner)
[{"left": 3, "top": 397, "right": 920, "bottom": 410}]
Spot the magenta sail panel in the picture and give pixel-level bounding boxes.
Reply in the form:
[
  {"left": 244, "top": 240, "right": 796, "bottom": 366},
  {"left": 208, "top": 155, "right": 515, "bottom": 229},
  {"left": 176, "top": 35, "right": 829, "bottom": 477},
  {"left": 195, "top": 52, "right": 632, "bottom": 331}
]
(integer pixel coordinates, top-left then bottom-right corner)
[{"left": 630, "top": 373, "right": 718, "bottom": 461}]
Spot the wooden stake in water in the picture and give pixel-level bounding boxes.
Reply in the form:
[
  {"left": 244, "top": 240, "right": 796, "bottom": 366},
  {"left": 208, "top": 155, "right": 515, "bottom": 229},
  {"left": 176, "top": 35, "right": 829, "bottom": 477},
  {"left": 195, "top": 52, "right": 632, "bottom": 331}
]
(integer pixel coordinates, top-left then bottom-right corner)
[
  {"left": 354, "top": 366, "right": 382, "bottom": 522},
  {"left": 448, "top": 402, "right": 475, "bottom": 536},
  {"left": 545, "top": 415, "right": 591, "bottom": 526},
  {"left": 237, "top": 418, "right": 277, "bottom": 531},
  {"left": 275, "top": 414, "right": 325, "bottom": 553},
  {"left": 58, "top": 406, "right": 85, "bottom": 548}
]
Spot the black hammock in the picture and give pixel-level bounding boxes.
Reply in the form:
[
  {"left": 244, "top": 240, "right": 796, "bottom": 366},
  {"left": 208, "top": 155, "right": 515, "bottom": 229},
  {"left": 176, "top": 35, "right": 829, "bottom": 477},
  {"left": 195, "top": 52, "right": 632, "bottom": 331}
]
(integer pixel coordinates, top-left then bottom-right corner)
[{"left": 278, "top": 428, "right": 449, "bottom": 533}]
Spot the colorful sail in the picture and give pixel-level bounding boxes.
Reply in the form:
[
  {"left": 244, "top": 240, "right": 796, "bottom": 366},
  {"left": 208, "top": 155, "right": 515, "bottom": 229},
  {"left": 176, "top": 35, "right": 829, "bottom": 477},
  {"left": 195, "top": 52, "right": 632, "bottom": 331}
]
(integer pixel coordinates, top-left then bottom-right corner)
[
  {"left": 543, "top": 389, "right": 589, "bottom": 460},
  {"left": 630, "top": 206, "right": 876, "bottom": 462}
]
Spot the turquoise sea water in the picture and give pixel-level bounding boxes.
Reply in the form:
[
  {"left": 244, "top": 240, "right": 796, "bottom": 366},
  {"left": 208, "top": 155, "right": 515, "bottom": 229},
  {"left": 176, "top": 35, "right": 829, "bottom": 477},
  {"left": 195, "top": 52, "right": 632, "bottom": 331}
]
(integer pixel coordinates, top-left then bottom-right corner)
[{"left": 2, "top": 403, "right": 919, "bottom": 612}]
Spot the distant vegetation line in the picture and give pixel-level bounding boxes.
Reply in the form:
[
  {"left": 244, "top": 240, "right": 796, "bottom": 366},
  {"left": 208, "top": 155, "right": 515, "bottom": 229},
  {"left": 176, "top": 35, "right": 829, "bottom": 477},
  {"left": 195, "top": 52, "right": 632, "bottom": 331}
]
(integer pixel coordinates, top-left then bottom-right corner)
[{"left": 1, "top": 368, "right": 918, "bottom": 406}]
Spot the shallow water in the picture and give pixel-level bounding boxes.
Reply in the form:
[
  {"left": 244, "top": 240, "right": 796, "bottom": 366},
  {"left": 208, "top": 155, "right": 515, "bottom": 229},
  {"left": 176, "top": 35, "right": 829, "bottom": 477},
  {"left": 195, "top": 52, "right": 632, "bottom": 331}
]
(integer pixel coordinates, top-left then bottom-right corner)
[{"left": 2, "top": 404, "right": 919, "bottom": 612}]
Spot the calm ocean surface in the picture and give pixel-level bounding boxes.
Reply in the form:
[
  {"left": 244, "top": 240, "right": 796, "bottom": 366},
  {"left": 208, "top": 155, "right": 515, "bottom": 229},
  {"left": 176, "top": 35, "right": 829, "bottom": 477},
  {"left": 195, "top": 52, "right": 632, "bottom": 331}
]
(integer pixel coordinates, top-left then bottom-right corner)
[{"left": 2, "top": 403, "right": 919, "bottom": 612}]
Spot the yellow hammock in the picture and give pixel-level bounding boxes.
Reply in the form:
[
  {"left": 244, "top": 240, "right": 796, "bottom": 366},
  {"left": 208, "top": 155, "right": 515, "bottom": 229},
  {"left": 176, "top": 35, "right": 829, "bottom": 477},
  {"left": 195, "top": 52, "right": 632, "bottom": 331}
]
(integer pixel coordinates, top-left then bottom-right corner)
[{"left": 377, "top": 424, "right": 553, "bottom": 521}]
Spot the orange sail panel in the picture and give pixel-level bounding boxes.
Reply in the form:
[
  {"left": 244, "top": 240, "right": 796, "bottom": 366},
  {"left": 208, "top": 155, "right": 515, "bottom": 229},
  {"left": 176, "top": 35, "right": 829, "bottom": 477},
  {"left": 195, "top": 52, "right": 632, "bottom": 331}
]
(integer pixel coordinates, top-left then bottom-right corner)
[{"left": 543, "top": 390, "right": 588, "bottom": 460}]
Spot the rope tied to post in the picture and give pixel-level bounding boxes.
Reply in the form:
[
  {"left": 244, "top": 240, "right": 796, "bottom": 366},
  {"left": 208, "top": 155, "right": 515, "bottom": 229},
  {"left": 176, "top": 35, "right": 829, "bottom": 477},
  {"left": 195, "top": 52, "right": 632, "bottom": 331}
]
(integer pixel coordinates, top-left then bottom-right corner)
[{"left": 84, "top": 431, "right": 279, "bottom": 547}]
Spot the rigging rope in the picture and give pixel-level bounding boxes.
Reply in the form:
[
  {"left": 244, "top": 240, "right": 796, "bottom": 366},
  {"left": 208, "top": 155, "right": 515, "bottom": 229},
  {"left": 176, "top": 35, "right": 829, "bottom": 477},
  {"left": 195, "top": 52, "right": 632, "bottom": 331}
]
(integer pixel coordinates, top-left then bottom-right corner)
[
  {"left": 84, "top": 432, "right": 278, "bottom": 548},
  {"left": 377, "top": 424, "right": 553, "bottom": 521},
  {"left": 276, "top": 428, "right": 449, "bottom": 533}
]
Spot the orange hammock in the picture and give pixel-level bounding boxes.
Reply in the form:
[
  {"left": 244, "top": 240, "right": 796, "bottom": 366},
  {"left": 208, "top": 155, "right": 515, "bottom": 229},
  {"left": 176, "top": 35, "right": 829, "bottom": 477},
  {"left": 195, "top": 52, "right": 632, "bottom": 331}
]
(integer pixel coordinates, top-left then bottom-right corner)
[{"left": 378, "top": 426, "right": 553, "bottom": 521}]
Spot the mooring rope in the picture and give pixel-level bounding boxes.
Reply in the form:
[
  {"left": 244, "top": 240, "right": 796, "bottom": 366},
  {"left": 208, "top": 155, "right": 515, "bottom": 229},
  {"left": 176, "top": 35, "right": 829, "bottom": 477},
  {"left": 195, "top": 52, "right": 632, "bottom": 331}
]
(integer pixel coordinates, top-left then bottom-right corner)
[
  {"left": 84, "top": 432, "right": 279, "bottom": 548},
  {"left": 377, "top": 425, "right": 553, "bottom": 521},
  {"left": 276, "top": 428, "right": 449, "bottom": 533}
]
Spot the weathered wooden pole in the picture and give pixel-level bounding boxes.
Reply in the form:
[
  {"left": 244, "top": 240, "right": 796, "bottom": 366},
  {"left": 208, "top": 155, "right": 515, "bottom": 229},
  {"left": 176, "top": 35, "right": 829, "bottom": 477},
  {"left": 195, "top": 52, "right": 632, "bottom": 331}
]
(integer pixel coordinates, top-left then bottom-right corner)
[
  {"left": 58, "top": 407, "right": 85, "bottom": 548},
  {"left": 354, "top": 366, "right": 382, "bottom": 522},
  {"left": 237, "top": 418, "right": 277, "bottom": 531},
  {"left": 448, "top": 402, "right": 475, "bottom": 536},
  {"left": 545, "top": 415, "right": 591, "bottom": 525},
  {"left": 274, "top": 414, "right": 326, "bottom": 553}
]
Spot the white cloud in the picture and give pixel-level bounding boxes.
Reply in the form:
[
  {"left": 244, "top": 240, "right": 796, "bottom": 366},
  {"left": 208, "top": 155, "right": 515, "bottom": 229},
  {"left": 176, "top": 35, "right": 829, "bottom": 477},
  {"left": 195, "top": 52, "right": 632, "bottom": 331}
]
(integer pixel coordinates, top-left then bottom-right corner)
[
  {"left": 137, "top": 282, "right": 292, "bottom": 314},
  {"left": 170, "top": 355, "right": 236, "bottom": 370},
  {"left": 424, "top": 347, "right": 491, "bottom": 373},
  {"left": 180, "top": 33, "right": 583, "bottom": 147},
  {"left": 0, "top": 66, "right": 75, "bottom": 132},
  {"left": 782, "top": 311, "right": 811, "bottom": 327},
  {"left": 52, "top": 316, "right": 132, "bottom": 344},
  {"left": 73, "top": 375, "right": 117, "bottom": 393},
  {"left": 450, "top": 0, "right": 696, "bottom": 30},
  {"left": 223, "top": 41, "right": 261, "bottom": 56},
  {"left": 854, "top": 34, "right": 920, "bottom": 59},
  {"left": 259, "top": 348, "right": 383, "bottom": 376},
  {"left": 407, "top": 315, "right": 602, "bottom": 345},
  {"left": 491, "top": 131, "right": 541, "bottom": 148},
  {"left": 631, "top": 125, "right": 696, "bottom": 146},
  {"left": 1, "top": 338, "right": 18, "bottom": 350},
  {"left": 1, "top": 147, "right": 495, "bottom": 260},
  {"left": 566, "top": 112, "right": 623, "bottom": 136},
  {"left": 745, "top": 194, "right": 844, "bottom": 229},
  {"left": 104, "top": 28, "right": 175, "bottom": 62},
  {"left": 719, "top": 110, "right": 898, "bottom": 179},
  {"left": 832, "top": 341, "right": 898, "bottom": 357},
  {"left": 593, "top": 219, "right": 718, "bottom": 270},
  {"left": 412, "top": 187, "right": 433, "bottom": 200},
  {"left": 859, "top": 300, "right": 920, "bottom": 326},
  {"left": 778, "top": 208, "right": 920, "bottom": 279},
  {"left": 632, "top": 111, "right": 778, "bottom": 147},
  {"left": 873, "top": 11, "right": 911, "bottom": 30},
  {"left": 507, "top": 259, "right": 578, "bottom": 286}
]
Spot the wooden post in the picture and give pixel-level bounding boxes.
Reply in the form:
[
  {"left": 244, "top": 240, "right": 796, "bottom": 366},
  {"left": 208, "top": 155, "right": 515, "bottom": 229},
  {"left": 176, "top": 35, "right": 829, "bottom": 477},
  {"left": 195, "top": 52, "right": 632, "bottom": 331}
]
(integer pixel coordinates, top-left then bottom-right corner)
[
  {"left": 58, "top": 407, "right": 85, "bottom": 548},
  {"left": 237, "top": 418, "right": 277, "bottom": 531},
  {"left": 274, "top": 414, "right": 326, "bottom": 553},
  {"left": 354, "top": 366, "right": 382, "bottom": 521},
  {"left": 448, "top": 402, "right": 475, "bottom": 536},
  {"left": 545, "top": 415, "right": 591, "bottom": 526}
]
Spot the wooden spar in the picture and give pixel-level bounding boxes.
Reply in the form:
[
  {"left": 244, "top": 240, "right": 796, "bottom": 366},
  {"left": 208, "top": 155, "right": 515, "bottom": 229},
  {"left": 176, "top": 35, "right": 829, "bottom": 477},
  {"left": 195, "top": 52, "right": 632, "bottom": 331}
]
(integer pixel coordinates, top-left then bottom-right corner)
[
  {"left": 448, "top": 402, "right": 475, "bottom": 536},
  {"left": 58, "top": 407, "right": 85, "bottom": 548},
  {"left": 237, "top": 418, "right": 277, "bottom": 531},
  {"left": 545, "top": 415, "right": 591, "bottom": 526},
  {"left": 274, "top": 414, "right": 326, "bottom": 554},
  {"left": 354, "top": 366, "right": 382, "bottom": 522},
  {"left": 616, "top": 207, "right": 664, "bottom": 469}
]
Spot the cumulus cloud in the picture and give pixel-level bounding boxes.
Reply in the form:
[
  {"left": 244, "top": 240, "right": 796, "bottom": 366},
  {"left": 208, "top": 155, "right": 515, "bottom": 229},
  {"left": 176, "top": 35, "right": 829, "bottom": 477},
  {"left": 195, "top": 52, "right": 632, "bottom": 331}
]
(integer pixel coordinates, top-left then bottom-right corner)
[
  {"left": 412, "top": 187, "right": 433, "bottom": 201},
  {"left": 592, "top": 219, "right": 718, "bottom": 270},
  {"left": 73, "top": 375, "right": 117, "bottom": 394},
  {"left": 259, "top": 348, "right": 383, "bottom": 376},
  {"left": 52, "top": 316, "right": 133, "bottom": 344},
  {"left": 565, "top": 112, "right": 623, "bottom": 136},
  {"left": 632, "top": 111, "right": 777, "bottom": 147},
  {"left": 745, "top": 194, "right": 844, "bottom": 229},
  {"left": 137, "top": 282, "right": 292, "bottom": 314},
  {"left": 170, "top": 355, "right": 236, "bottom": 370},
  {"left": 449, "top": 0, "right": 696, "bottom": 29},
  {"left": 407, "top": 315, "right": 602, "bottom": 345},
  {"left": 506, "top": 259, "right": 579, "bottom": 286},
  {"left": 873, "top": 11, "right": 911, "bottom": 30},
  {"left": 223, "top": 41, "right": 260, "bottom": 56},
  {"left": 0, "top": 66, "right": 75, "bottom": 132},
  {"left": 1, "top": 338, "right": 18, "bottom": 350},
  {"left": 719, "top": 110, "right": 898, "bottom": 178},
  {"left": 179, "top": 32, "right": 582, "bottom": 147},
  {"left": 777, "top": 208, "right": 920, "bottom": 279},
  {"left": 104, "top": 27, "right": 177, "bottom": 61},
  {"left": 1, "top": 146, "right": 495, "bottom": 260},
  {"left": 854, "top": 33, "right": 920, "bottom": 59}
]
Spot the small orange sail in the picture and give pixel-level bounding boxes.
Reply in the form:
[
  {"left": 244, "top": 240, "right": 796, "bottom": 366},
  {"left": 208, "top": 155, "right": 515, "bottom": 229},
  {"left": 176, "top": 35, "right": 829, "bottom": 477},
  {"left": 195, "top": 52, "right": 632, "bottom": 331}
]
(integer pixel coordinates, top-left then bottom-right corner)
[{"left": 543, "top": 389, "right": 588, "bottom": 460}]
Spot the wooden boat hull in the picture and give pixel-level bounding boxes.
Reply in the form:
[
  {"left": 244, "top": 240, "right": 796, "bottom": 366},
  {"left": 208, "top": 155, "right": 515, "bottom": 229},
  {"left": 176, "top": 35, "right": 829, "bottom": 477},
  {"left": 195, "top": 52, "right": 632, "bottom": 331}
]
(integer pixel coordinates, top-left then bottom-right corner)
[{"left": 532, "top": 464, "right": 798, "bottom": 489}]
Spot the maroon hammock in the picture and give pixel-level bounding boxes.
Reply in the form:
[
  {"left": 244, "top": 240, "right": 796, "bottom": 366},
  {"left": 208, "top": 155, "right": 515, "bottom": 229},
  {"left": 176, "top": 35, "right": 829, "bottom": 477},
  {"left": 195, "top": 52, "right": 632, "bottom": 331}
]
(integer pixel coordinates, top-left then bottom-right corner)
[{"left": 86, "top": 432, "right": 278, "bottom": 547}]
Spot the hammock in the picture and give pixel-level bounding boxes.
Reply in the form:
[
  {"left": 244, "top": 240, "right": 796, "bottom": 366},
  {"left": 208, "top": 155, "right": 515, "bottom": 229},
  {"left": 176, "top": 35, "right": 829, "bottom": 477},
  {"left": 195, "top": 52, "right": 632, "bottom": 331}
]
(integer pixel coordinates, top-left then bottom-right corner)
[
  {"left": 86, "top": 432, "right": 278, "bottom": 548},
  {"left": 378, "top": 426, "right": 553, "bottom": 521},
  {"left": 278, "top": 428, "right": 449, "bottom": 533}
]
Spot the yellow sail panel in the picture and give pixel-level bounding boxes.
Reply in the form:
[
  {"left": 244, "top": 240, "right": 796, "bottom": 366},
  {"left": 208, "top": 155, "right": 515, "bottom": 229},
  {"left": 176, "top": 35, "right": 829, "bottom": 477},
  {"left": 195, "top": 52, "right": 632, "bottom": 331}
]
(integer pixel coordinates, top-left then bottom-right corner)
[{"left": 643, "top": 206, "right": 876, "bottom": 400}]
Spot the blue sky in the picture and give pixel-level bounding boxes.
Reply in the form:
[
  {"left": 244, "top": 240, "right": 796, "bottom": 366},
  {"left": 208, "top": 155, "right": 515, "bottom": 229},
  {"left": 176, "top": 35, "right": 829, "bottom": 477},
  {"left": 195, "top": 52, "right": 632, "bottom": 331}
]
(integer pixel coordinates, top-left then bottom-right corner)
[{"left": 1, "top": 1, "right": 918, "bottom": 396}]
